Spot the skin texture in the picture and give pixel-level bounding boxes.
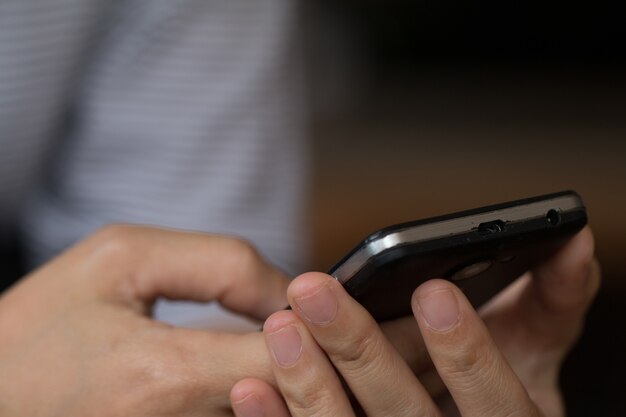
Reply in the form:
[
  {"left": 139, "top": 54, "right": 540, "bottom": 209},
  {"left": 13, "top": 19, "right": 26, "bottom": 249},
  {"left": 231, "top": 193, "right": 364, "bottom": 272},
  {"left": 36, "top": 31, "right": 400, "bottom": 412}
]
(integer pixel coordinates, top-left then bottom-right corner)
[
  {"left": 231, "top": 227, "right": 600, "bottom": 417},
  {"left": 0, "top": 225, "right": 291, "bottom": 417},
  {"left": 0, "top": 224, "right": 599, "bottom": 416}
]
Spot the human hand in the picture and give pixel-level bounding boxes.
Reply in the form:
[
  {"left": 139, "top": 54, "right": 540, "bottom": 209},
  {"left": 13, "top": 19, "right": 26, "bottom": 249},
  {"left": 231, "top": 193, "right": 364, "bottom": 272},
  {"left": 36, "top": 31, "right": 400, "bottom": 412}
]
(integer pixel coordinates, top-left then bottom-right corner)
[
  {"left": 0, "top": 225, "right": 289, "bottom": 417},
  {"left": 230, "top": 227, "right": 599, "bottom": 417}
]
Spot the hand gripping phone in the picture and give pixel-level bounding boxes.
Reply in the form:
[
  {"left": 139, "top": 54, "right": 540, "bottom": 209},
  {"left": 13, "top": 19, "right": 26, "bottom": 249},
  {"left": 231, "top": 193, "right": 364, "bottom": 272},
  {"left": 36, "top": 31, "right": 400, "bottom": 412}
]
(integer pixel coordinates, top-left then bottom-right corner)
[{"left": 328, "top": 191, "right": 587, "bottom": 322}]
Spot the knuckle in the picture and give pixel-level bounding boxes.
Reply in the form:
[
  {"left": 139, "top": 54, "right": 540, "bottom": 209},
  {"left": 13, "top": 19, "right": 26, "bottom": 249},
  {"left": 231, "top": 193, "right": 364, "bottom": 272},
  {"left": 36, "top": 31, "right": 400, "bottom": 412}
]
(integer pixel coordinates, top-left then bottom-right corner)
[
  {"left": 223, "top": 237, "right": 265, "bottom": 279},
  {"left": 433, "top": 333, "right": 544, "bottom": 417},
  {"left": 231, "top": 237, "right": 261, "bottom": 264},
  {"left": 437, "top": 333, "right": 495, "bottom": 386},
  {"left": 81, "top": 225, "right": 148, "bottom": 294},
  {"left": 87, "top": 224, "right": 140, "bottom": 264},
  {"left": 282, "top": 381, "right": 335, "bottom": 417},
  {"left": 214, "top": 237, "right": 288, "bottom": 317},
  {"left": 332, "top": 319, "right": 385, "bottom": 374},
  {"left": 431, "top": 331, "right": 544, "bottom": 417}
]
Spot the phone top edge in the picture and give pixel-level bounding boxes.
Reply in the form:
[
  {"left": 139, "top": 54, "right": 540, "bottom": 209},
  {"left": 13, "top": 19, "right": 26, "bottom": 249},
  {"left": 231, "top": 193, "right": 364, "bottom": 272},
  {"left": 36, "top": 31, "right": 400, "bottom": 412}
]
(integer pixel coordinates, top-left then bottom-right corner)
[
  {"left": 330, "top": 191, "right": 585, "bottom": 284},
  {"left": 365, "top": 190, "right": 582, "bottom": 244}
]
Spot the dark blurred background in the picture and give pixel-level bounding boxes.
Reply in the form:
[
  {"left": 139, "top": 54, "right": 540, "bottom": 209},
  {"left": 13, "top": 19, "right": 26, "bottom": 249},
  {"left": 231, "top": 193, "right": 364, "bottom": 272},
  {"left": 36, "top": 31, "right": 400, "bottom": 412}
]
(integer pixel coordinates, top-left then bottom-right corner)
[{"left": 306, "top": 1, "right": 626, "bottom": 415}]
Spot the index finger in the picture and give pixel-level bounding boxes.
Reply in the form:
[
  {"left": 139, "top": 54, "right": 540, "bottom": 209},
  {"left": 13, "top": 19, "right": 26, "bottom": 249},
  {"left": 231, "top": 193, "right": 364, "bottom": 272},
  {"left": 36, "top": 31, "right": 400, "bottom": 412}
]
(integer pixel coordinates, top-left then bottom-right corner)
[{"left": 36, "top": 225, "right": 291, "bottom": 319}]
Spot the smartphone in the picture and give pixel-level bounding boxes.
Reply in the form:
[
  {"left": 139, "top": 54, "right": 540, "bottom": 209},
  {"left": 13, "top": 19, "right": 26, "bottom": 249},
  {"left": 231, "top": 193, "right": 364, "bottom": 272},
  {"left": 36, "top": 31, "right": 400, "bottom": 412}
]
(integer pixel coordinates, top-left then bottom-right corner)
[{"left": 328, "top": 190, "right": 587, "bottom": 322}]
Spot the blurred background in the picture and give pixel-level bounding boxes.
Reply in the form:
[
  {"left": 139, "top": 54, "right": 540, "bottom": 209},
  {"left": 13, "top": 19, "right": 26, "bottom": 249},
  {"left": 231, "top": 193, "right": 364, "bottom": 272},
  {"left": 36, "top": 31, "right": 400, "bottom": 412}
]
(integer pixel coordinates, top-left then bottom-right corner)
[{"left": 305, "top": 1, "right": 625, "bottom": 415}]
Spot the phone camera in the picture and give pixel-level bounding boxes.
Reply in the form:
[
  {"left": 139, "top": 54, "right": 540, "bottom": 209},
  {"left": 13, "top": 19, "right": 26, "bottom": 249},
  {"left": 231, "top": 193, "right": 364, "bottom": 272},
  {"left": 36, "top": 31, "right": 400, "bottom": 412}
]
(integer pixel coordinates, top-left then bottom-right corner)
[
  {"left": 499, "top": 255, "right": 515, "bottom": 263},
  {"left": 546, "top": 209, "right": 561, "bottom": 226},
  {"left": 450, "top": 260, "right": 493, "bottom": 281}
]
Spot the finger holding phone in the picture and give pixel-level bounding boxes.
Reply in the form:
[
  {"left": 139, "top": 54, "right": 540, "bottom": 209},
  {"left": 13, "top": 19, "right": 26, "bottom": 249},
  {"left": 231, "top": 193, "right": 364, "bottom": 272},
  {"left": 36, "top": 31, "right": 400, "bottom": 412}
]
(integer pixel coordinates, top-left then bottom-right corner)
[{"left": 231, "top": 218, "right": 599, "bottom": 415}]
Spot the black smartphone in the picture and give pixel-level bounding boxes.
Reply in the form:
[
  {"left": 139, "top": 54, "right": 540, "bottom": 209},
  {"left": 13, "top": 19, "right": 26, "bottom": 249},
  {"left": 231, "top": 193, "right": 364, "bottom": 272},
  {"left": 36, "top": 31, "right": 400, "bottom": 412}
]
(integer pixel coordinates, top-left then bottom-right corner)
[{"left": 328, "top": 190, "right": 587, "bottom": 322}]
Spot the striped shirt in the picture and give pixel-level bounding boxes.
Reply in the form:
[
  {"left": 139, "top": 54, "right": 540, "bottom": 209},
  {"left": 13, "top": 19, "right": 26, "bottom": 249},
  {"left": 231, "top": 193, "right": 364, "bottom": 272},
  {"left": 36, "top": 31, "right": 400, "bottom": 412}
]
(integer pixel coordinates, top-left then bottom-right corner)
[{"left": 0, "top": 0, "right": 309, "bottom": 327}]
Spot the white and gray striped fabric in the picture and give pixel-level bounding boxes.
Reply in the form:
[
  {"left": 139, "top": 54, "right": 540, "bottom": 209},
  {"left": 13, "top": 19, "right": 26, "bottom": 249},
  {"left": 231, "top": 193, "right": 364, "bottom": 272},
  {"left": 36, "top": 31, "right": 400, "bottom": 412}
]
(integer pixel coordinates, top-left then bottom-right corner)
[{"left": 0, "top": 0, "right": 309, "bottom": 327}]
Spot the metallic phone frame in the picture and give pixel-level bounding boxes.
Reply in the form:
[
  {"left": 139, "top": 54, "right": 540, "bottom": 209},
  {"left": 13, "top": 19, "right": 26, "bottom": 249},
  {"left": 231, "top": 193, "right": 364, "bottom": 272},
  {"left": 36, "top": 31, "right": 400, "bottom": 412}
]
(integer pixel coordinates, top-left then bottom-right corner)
[{"left": 331, "top": 193, "right": 584, "bottom": 285}]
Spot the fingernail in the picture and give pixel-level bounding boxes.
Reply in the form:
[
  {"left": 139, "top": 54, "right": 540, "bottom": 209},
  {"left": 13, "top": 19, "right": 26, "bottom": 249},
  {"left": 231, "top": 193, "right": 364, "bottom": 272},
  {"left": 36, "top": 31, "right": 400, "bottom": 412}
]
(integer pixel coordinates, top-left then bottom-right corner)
[
  {"left": 267, "top": 324, "right": 302, "bottom": 367},
  {"left": 294, "top": 283, "right": 338, "bottom": 325},
  {"left": 417, "top": 289, "right": 460, "bottom": 332},
  {"left": 233, "top": 394, "right": 264, "bottom": 417}
]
